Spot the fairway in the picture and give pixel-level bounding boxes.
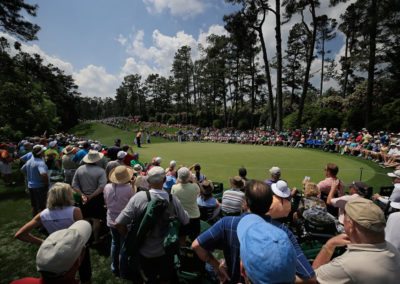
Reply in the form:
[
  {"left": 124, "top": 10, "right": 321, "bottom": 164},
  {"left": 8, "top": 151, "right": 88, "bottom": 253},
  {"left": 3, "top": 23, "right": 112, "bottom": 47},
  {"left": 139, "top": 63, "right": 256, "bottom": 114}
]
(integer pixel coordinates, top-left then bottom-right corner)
[{"left": 73, "top": 123, "right": 392, "bottom": 191}]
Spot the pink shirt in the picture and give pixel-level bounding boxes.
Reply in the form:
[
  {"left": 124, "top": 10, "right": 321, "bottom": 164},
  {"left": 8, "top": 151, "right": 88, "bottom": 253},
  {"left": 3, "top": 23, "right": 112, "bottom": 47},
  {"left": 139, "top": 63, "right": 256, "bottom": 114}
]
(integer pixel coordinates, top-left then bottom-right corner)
[
  {"left": 103, "top": 183, "right": 134, "bottom": 228},
  {"left": 317, "top": 177, "right": 344, "bottom": 196}
]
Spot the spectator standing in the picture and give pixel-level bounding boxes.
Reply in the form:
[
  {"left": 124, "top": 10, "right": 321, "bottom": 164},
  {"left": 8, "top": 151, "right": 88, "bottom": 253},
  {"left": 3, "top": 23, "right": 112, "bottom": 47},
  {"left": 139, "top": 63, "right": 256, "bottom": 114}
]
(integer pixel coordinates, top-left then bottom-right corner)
[
  {"left": 103, "top": 166, "right": 135, "bottom": 279},
  {"left": 373, "top": 169, "right": 400, "bottom": 210},
  {"left": 105, "top": 151, "right": 126, "bottom": 181},
  {"left": 136, "top": 130, "right": 142, "bottom": 148},
  {"left": 61, "top": 145, "right": 78, "bottom": 185},
  {"left": 172, "top": 167, "right": 201, "bottom": 243},
  {"left": 317, "top": 163, "right": 344, "bottom": 216},
  {"left": 107, "top": 139, "right": 122, "bottom": 161},
  {"left": 72, "top": 150, "right": 107, "bottom": 244},
  {"left": 115, "top": 166, "right": 189, "bottom": 283},
  {"left": 21, "top": 145, "right": 49, "bottom": 216},
  {"left": 72, "top": 141, "right": 90, "bottom": 164}
]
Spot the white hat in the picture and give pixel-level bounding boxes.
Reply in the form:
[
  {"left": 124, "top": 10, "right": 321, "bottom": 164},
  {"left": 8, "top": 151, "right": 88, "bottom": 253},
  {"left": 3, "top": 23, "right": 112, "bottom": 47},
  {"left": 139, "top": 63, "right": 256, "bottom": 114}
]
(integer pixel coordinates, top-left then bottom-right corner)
[
  {"left": 48, "top": 141, "right": 57, "bottom": 148},
  {"left": 147, "top": 166, "right": 165, "bottom": 184},
  {"left": 82, "top": 150, "right": 104, "bottom": 164},
  {"left": 117, "top": 151, "right": 127, "bottom": 160},
  {"left": 271, "top": 180, "right": 291, "bottom": 198},
  {"left": 387, "top": 170, "right": 400, "bottom": 179},
  {"left": 269, "top": 166, "right": 281, "bottom": 175},
  {"left": 36, "top": 220, "right": 92, "bottom": 275},
  {"left": 32, "top": 145, "right": 47, "bottom": 155},
  {"left": 178, "top": 167, "right": 191, "bottom": 182}
]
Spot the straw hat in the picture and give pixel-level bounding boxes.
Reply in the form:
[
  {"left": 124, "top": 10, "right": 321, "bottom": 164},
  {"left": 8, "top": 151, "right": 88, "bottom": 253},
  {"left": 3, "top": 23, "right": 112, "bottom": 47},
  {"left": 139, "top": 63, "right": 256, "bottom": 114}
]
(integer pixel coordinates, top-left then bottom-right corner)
[
  {"left": 109, "top": 165, "right": 135, "bottom": 184},
  {"left": 82, "top": 150, "right": 104, "bottom": 164},
  {"left": 62, "top": 145, "right": 75, "bottom": 155}
]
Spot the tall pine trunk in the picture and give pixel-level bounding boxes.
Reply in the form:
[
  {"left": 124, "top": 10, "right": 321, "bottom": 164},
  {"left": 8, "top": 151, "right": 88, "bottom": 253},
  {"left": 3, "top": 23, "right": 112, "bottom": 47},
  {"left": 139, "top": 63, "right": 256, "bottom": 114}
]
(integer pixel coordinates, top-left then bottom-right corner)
[
  {"left": 275, "top": 0, "right": 283, "bottom": 131},
  {"left": 365, "top": 0, "right": 377, "bottom": 128}
]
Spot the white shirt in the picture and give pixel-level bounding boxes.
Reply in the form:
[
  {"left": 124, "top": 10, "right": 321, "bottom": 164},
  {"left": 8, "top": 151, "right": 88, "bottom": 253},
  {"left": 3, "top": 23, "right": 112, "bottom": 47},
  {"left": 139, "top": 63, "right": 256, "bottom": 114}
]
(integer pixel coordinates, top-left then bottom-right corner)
[{"left": 386, "top": 212, "right": 400, "bottom": 252}]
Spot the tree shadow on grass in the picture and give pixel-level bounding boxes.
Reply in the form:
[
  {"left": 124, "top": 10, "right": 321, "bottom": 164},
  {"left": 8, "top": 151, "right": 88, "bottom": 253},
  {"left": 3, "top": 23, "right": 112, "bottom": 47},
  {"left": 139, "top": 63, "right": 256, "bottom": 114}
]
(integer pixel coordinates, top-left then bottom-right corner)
[
  {"left": 0, "top": 186, "right": 28, "bottom": 201},
  {"left": 70, "top": 123, "right": 95, "bottom": 137}
]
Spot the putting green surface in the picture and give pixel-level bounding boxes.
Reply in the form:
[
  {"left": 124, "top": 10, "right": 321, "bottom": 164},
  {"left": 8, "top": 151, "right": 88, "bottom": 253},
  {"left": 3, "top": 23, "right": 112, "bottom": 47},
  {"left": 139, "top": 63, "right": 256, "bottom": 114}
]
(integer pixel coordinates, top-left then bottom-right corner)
[
  {"left": 72, "top": 123, "right": 392, "bottom": 191},
  {"left": 137, "top": 142, "right": 390, "bottom": 190}
]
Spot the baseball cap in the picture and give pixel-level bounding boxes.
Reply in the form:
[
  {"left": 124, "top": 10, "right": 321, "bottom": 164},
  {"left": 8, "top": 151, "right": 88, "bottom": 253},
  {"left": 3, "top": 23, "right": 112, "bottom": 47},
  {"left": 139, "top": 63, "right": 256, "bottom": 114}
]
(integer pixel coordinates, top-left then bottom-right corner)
[
  {"left": 36, "top": 220, "right": 92, "bottom": 275},
  {"left": 345, "top": 198, "right": 386, "bottom": 232},
  {"left": 269, "top": 166, "right": 281, "bottom": 175},
  {"left": 388, "top": 170, "right": 400, "bottom": 179},
  {"left": 147, "top": 166, "right": 165, "bottom": 184},
  {"left": 237, "top": 214, "right": 296, "bottom": 284},
  {"left": 348, "top": 181, "right": 368, "bottom": 196},
  {"left": 48, "top": 141, "right": 57, "bottom": 148},
  {"left": 117, "top": 151, "right": 127, "bottom": 160},
  {"left": 271, "top": 180, "right": 291, "bottom": 198}
]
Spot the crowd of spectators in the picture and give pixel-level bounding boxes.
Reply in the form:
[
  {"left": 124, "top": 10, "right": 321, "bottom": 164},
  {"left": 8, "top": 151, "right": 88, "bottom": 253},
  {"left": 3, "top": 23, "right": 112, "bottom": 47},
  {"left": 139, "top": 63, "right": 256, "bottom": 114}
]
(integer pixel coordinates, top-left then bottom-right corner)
[{"left": 2, "top": 129, "right": 400, "bottom": 283}]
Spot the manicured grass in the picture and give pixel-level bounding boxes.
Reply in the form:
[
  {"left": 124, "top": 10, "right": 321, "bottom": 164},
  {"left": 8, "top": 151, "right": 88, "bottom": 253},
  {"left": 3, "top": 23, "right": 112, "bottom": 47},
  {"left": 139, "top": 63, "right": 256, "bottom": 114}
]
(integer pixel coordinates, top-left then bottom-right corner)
[{"left": 71, "top": 122, "right": 392, "bottom": 190}]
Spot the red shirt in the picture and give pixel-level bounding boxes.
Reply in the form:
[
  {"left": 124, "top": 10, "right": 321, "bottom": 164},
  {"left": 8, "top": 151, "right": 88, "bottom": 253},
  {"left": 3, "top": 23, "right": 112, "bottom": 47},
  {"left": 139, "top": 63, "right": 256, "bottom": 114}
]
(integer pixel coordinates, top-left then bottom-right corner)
[{"left": 11, "top": 277, "right": 78, "bottom": 284}]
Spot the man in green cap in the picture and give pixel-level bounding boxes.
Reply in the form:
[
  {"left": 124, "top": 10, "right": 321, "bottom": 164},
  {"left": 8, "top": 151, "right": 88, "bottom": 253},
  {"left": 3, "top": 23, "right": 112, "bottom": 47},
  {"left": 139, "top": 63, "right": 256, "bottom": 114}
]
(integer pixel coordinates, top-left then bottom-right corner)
[{"left": 312, "top": 198, "right": 400, "bottom": 283}]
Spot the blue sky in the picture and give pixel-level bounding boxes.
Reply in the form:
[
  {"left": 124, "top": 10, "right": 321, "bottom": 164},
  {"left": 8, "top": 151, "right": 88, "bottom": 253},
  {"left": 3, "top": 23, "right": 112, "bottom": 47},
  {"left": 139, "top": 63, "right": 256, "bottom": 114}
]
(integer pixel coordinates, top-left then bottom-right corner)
[{"left": 7, "top": 0, "right": 352, "bottom": 98}]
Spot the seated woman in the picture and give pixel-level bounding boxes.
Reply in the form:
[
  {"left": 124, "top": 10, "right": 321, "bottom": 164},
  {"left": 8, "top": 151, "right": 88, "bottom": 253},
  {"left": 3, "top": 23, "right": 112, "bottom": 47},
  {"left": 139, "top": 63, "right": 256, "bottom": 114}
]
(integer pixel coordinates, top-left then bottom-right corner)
[
  {"left": 221, "top": 176, "right": 245, "bottom": 216},
  {"left": 196, "top": 180, "right": 220, "bottom": 223},
  {"left": 295, "top": 182, "right": 337, "bottom": 236}
]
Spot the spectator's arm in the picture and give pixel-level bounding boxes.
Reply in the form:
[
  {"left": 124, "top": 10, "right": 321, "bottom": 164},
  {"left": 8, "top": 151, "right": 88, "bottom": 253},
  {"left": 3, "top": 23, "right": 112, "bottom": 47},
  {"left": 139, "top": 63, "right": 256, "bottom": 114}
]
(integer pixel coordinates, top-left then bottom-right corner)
[
  {"left": 312, "top": 234, "right": 351, "bottom": 270},
  {"left": 192, "top": 239, "right": 230, "bottom": 283},
  {"left": 14, "top": 214, "right": 44, "bottom": 245},
  {"left": 326, "top": 180, "right": 339, "bottom": 206},
  {"left": 73, "top": 207, "right": 83, "bottom": 221}
]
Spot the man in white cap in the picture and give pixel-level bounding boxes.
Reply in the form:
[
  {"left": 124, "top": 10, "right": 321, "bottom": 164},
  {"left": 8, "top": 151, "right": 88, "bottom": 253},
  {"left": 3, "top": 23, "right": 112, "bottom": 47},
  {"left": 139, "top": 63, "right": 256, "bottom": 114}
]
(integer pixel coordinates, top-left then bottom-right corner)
[
  {"left": 373, "top": 169, "right": 400, "bottom": 209},
  {"left": 313, "top": 198, "right": 400, "bottom": 283},
  {"left": 265, "top": 166, "right": 281, "bottom": 186},
  {"left": 105, "top": 150, "right": 127, "bottom": 180},
  {"left": 116, "top": 166, "right": 189, "bottom": 283},
  {"left": 11, "top": 220, "right": 92, "bottom": 284},
  {"left": 385, "top": 196, "right": 400, "bottom": 252},
  {"left": 72, "top": 150, "right": 107, "bottom": 244}
]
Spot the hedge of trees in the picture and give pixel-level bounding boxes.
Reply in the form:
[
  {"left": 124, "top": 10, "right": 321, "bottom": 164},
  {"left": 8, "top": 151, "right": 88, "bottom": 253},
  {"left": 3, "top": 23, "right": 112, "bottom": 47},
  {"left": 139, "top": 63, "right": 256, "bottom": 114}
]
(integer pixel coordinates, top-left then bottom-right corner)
[{"left": 1, "top": 0, "right": 400, "bottom": 141}]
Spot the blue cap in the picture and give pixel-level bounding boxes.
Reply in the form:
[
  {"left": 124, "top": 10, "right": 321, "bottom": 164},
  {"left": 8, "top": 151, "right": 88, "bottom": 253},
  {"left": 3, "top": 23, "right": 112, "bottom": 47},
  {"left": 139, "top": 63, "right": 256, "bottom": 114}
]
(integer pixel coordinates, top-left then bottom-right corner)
[
  {"left": 237, "top": 214, "right": 296, "bottom": 284},
  {"left": 163, "top": 175, "right": 176, "bottom": 191}
]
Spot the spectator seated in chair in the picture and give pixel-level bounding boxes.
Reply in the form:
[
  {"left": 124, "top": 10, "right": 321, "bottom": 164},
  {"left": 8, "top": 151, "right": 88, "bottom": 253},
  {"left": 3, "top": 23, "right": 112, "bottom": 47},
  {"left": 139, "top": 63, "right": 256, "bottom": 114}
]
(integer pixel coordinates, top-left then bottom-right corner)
[{"left": 197, "top": 180, "right": 220, "bottom": 223}]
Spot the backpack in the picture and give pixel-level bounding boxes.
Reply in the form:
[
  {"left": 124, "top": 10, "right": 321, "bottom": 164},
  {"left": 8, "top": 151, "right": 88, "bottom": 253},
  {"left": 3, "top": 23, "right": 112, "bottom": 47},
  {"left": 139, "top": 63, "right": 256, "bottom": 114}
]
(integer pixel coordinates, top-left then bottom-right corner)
[{"left": 123, "top": 190, "right": 180, "bottom": 279}]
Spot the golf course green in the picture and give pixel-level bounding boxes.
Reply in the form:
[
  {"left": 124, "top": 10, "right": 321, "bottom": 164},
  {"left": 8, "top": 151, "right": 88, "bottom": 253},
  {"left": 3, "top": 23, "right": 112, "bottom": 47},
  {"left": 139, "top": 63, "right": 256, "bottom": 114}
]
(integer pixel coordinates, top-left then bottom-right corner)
[{"left": 73, "top": 122, "right": 392, "bottom": 191}]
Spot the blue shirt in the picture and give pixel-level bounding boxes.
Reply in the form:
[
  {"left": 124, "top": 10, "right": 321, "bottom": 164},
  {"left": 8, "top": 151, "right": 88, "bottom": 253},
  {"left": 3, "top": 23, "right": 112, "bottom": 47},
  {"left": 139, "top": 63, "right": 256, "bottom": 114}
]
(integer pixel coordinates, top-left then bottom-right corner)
[
  {"left": 20, "top": 152, "right": 32, "bottom": 163},
  {"left": 21, "top": 157, "right": 48, "bottom": 189},
  {"left": 196, "top": 213, "right": 315, "bottom": 284},
  {"left": 72, "top": 149, "right": 88, "bottom": 163},
  {"left": 196, "top": 196, "right": 217, "bottom": 207}
]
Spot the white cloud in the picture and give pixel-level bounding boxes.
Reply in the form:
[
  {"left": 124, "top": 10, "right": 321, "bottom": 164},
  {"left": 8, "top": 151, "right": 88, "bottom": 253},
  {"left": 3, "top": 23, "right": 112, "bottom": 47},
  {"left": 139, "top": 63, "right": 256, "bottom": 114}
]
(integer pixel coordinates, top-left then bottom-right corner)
[
  {"left": 0, "top": 32, "right": 74, "bottom": 74},
  {"left": 73, "top": 65, "right": 119, "bottom": 99},
  {"left": 143, "top": 0, "right": 206, "bottom": 18},
  {"left": 116, "top": 34, "right": 128, "bottom": 46}
]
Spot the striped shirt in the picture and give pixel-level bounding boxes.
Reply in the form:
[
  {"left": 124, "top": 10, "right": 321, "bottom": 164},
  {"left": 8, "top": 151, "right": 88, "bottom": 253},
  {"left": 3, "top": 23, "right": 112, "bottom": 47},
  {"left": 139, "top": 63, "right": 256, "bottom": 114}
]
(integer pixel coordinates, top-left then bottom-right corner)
[
  {"left": 221, "top": 189, "right": 245, "bottom": 214},
  {"left": 196, "top": 213, "right": 315, "bottom": 284}
]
